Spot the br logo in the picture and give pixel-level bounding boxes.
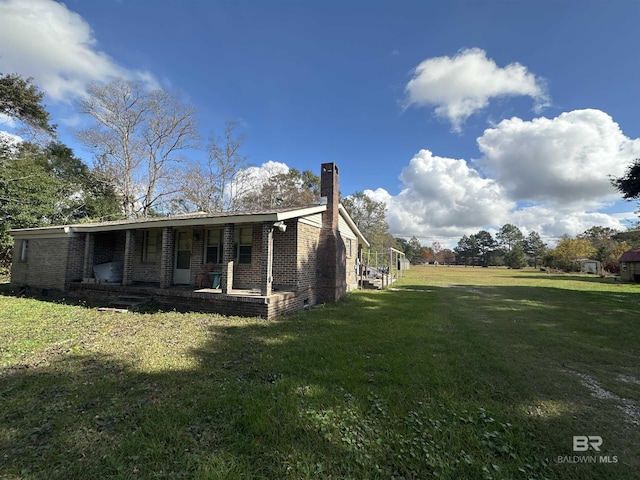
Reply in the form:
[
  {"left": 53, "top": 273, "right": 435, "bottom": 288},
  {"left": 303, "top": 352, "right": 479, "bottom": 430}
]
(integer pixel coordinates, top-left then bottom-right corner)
[{"left": 573, "top": 436, "right": 602, "bottom": 452}]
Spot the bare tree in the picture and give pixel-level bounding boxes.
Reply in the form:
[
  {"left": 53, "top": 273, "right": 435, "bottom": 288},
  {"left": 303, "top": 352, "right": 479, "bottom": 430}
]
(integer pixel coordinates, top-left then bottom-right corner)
[
  {"left": 76, "top": 78, "right": 199, "bottom": 217},
  {"left": 174, "top": 121, "right": 247, "bottom": 212},
  {"left": 209, "top": 121, "right": 248, "bottom": 211}
]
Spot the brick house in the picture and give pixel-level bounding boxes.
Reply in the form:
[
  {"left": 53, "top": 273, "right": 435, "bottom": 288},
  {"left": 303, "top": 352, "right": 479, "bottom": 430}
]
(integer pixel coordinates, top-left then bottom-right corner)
[
  {"left": 9, "top": 163, "right": 369, "bottom": 318},
  {"left": 619, "top": 248, "right": 640, "bottom": 282}
]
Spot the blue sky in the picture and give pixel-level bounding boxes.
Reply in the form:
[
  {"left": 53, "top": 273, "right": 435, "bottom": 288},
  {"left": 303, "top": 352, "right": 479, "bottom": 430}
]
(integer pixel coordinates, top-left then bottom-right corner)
[{"left": 1, "top": 0, "right": 640, "bottom": 247}]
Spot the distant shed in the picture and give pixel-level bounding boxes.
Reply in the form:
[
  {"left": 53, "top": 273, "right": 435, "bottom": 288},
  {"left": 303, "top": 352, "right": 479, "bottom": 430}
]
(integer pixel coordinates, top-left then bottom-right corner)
[
  {"left": 619, "top": 249, "right": 640, "bottom": 282},
  {"left": 579, "top": 259, "right": 600, "bottom": 274}
]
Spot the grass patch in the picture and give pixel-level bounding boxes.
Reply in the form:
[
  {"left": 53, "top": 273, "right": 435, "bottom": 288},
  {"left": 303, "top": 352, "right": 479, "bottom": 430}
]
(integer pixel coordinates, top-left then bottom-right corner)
[{"left": 1, "top": 267, "right": 638, "bottom": 478}]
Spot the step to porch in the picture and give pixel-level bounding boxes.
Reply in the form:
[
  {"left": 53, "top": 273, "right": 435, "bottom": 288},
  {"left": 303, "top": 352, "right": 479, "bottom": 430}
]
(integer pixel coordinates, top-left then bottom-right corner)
[{"left": 98, "top": 294, "right": 152, "bottom": 313}]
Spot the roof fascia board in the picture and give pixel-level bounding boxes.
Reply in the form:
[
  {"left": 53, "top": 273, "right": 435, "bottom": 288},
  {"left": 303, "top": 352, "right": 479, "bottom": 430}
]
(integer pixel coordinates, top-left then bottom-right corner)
[
  {"left": 72, "top": 214, "right": 280, "bottom": 232},
  {"left": 10, "top": 205, "right": 329, "bottom": 235},
  {"left": 9, "top": 226, "right": 75, "bottom": 239}
]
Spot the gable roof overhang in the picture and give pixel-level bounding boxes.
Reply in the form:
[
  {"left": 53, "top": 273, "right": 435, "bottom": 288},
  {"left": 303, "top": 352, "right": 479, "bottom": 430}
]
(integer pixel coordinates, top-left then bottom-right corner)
[
  {"left": 338, "top": 204, "right": 370, "bottom": 248},
  {"left": 9, "top": 205, "right": 328, "bottom": 238}
]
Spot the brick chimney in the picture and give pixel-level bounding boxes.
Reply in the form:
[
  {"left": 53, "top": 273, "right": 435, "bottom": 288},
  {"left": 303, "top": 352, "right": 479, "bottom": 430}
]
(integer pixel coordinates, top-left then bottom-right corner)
[{"left": 317, "top": 162, "right": 347, "bottom": 303}]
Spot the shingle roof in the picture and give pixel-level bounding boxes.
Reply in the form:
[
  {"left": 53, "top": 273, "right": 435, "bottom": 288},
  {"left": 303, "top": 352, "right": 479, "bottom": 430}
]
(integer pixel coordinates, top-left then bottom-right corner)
[{"left": 619, "top": 249, "right": 640, "bottom": 262}]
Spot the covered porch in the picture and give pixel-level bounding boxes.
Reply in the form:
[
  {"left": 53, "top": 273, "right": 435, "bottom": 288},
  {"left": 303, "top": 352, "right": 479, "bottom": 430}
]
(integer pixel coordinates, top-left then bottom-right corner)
[
  {"left": 72, "top": 216, "right": 308, "bottom": 318},
  {"left": 79, "top": 220, "right": 291, "bottom": 297}
]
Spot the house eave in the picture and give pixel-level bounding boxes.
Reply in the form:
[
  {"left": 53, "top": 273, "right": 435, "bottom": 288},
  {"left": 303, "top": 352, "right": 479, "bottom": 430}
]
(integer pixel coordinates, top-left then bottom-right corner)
[
  {"left": 9, "top": 226, "right": 76, "bottom": 239},
  {"left": 9, "top": 205, "right": 329, "bottom": 236}
]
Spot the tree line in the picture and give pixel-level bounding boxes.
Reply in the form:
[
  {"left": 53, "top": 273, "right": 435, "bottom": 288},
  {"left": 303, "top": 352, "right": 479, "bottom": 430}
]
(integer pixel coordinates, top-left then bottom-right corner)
[
  {"left": 452, "top": 224, "right": 640, "bottom": 273},
  {"left": 453, "top": 224, "right": 545, "bottom": 268}
]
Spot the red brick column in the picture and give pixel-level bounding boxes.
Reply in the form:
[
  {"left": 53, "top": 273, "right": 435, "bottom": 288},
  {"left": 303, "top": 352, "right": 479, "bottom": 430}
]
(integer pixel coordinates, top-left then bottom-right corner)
[
  {"left": 160, "top": 227, "right": 173, "bottom": 289},
  {"left": 122, "top": 229, "right": 135, "bottom": 286},
  {"left": 82, "top": 232, "right": 95, "bottom": 280},
  {"left": 221, "top": 223, "right": 235, "bottom": 293}
]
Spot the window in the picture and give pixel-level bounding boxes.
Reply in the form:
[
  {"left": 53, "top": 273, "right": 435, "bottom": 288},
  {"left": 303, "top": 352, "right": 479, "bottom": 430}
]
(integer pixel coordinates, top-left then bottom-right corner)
[
  {"left": 622, "top": 262, "right": 628, "bottom": 272},
  {"left": 235, "top": 226, "right": 253, "bottom": 264},
  {"left": 206, "top": 229, "right": 222, "bottom": 264},
  {"left": 20, "top": 239, "right": 29, "bottom": 262},
  {"left": 346, "top": 238, "right": 352, "bottom": 258},
  {"left": 142, "top": 230, "right": 158, "bottom": 262}
]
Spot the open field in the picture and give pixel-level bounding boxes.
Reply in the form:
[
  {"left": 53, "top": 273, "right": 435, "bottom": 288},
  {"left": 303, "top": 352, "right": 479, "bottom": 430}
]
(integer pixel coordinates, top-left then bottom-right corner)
[{"left": 1, "top": 266, "right": 639, "bottom": 479}]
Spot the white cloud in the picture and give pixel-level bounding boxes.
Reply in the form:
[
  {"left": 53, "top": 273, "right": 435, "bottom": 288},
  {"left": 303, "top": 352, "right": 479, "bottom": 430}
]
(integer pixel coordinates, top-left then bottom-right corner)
[
  {"left": 476, "top": 109, "right": 640, "bottom": 203},
  {"left": 237, "top": 161, "right": 289, "bottom": 187},
  {"left": 0, "top": 0, "right": 157, "bottom": 101},
  {"left": 373, "top": 149, "right": 514, "bottom": 243},
  {"left": 228, "top": 161, "right": 289, "bottom": 201},
  {"left": 509, "top": 205, "right": 628, "bottom": 242},
  {"left": 405, "top": 48, "right": 548, "bottom": 131},
  {"left": 374, "top": 109, "right": 639, "bottom": 248}
]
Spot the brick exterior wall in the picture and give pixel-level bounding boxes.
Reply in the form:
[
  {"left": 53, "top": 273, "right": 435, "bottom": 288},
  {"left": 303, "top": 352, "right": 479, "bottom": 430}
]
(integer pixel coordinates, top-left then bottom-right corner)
[
  {"left": 232, "top": 224, "right": 260, "bottom": 289},
  {"left": 296, "top": 221, "right": 320, "bottom": 307},
  {"left": 65, "top": 236, "right": 85, "bottom": 284},
  {"left": 272, "top": 220, "right": 299, "bottom": 290},
  {"left": 132, "top": 230, "right": 162, "bottom": 283},
  {"left": 94, "top": 232, "right": 123, "bottom": 264},
  {"left": 11, "top": 236, "right": 74, "bottom": 291}
]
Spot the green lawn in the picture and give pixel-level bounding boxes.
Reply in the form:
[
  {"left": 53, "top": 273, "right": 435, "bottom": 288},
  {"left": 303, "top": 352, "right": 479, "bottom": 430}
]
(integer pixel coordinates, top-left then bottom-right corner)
[{"left": 1, "top": 267, "right": 638, "bottom": 479}]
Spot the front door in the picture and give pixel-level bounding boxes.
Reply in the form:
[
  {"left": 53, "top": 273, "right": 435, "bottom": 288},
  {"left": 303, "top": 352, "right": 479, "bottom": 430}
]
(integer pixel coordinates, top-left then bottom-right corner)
[{"left": 173, "top": 229, "right": 192, "bottom": 284}]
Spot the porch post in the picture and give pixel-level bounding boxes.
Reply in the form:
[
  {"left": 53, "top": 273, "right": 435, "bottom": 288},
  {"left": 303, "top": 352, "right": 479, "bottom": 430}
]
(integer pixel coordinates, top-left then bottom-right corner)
[
  {"left": 221, "top": 223, "right": 235, "bottom": 293},
  {"left": 122, "top": 229, "right": 136, "bottom": 286},
  {"left": 358, "top": 244, "right": 363, "bottom": 289},
  {"left": 260, "top": 222, "right": 274, "bottom": 296},
  {"left": 82, "top": 232, "right": 95, "bottom": 280},
  {"left": 160, "top": 227, "right": 173, "bottom": 289}
]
